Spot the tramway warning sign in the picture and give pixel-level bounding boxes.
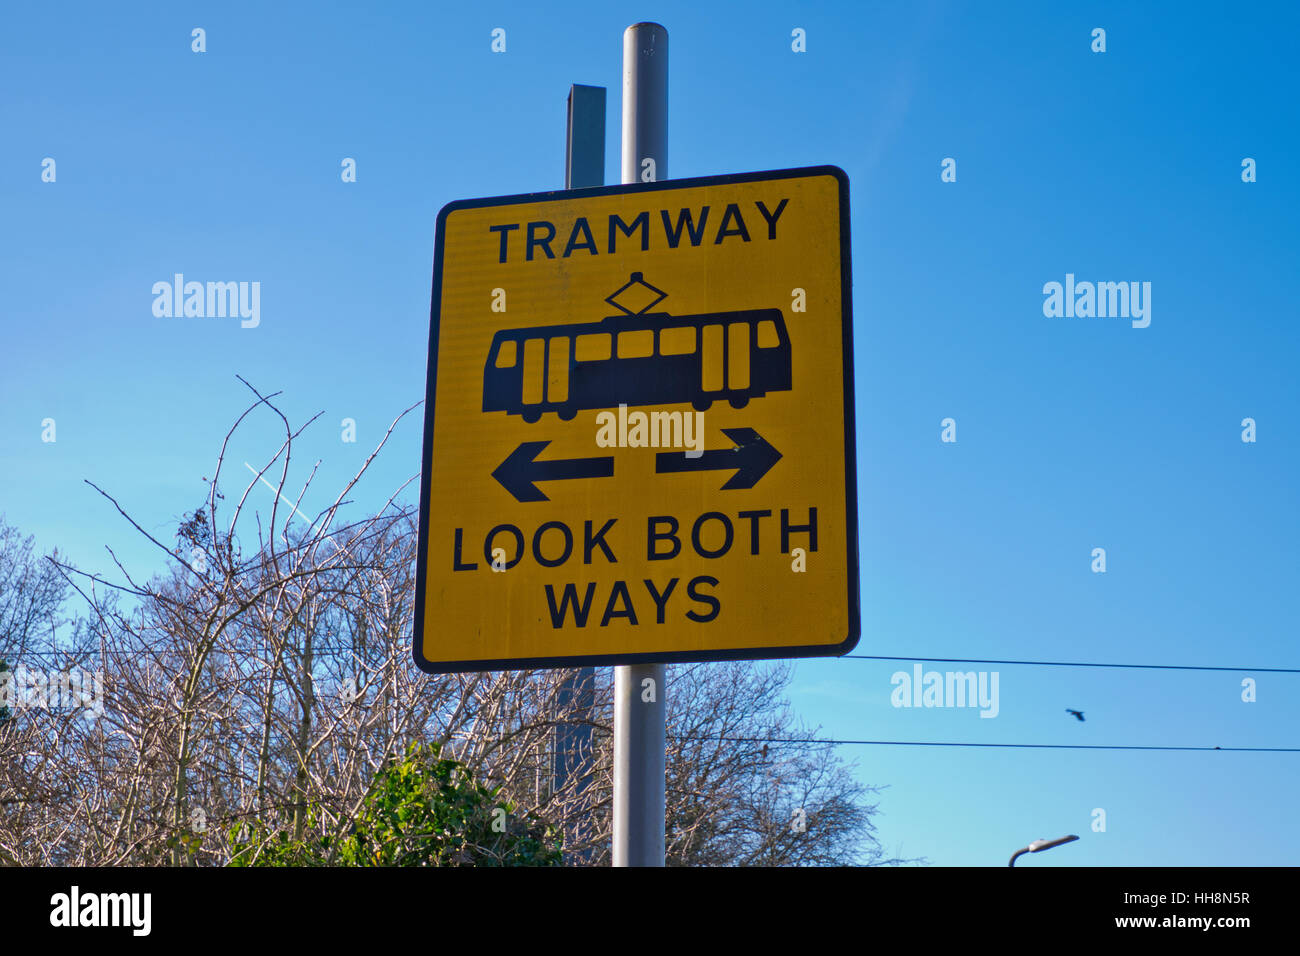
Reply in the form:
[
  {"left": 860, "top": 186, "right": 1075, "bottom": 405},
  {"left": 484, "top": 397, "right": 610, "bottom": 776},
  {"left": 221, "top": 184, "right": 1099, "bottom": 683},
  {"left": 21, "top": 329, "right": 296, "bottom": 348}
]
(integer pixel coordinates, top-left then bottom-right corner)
[{"left": 414, "top": 165, "right": 858, "bottom": 673}]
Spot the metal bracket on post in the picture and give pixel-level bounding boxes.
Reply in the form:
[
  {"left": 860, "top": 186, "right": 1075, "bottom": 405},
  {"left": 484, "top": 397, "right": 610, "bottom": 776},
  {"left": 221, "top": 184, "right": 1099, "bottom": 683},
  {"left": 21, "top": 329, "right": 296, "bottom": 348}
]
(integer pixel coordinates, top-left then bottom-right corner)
[
  {"left": 567, "top": 84, "right": 605, "bottom": 190},
  {"left": 553, "top": 82, "right": 604, "bottom": 866}
]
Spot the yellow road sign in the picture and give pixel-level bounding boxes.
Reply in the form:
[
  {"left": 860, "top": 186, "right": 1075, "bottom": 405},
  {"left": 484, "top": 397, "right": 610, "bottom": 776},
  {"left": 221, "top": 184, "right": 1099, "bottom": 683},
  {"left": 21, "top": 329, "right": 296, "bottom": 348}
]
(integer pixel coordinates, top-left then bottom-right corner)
[{"left": 414, "top": 166, "right": 858, "bottom": 672}]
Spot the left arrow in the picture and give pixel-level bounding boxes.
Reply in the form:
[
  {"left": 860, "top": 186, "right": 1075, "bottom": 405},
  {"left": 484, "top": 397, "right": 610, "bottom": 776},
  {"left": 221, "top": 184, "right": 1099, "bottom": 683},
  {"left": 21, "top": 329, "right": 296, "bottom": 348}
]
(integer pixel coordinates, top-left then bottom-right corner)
[{"left": 492, "top": 440, "right": 615, "bottom": 502}]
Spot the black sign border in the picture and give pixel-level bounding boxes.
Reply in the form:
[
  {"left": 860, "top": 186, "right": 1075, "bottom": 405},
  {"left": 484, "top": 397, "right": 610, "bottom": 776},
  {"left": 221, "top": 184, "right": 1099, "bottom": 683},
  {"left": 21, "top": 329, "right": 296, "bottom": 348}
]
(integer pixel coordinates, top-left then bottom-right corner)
[{"left": 414, "top": 165, "right": 859, "bottom": 674}]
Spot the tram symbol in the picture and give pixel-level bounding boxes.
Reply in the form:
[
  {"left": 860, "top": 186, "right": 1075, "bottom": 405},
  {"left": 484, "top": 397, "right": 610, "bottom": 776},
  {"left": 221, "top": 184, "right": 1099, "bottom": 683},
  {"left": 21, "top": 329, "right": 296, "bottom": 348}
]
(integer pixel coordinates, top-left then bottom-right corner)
[{"left": 482, "top": 273, "right": 793, "bottom": 423}]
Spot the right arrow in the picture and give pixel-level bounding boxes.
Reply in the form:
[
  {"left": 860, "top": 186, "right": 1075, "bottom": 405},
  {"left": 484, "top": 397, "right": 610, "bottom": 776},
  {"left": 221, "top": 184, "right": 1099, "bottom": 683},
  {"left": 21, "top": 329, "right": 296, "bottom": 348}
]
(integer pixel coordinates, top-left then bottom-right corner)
[{"left": 655, "top": 427, "right": 782, "bottom": 490}]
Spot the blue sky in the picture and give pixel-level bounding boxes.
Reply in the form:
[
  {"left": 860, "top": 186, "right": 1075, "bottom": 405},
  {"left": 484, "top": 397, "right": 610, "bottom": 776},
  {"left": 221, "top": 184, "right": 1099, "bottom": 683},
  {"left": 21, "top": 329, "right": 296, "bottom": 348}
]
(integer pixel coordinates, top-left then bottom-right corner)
[{"left": 2, "top": 0, "right": 1297, "bottom": 865}]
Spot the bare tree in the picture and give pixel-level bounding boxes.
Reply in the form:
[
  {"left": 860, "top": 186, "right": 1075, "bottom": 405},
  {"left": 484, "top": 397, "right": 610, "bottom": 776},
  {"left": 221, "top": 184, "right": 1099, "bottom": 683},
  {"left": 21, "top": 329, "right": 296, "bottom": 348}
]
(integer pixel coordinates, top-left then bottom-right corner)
[
  {"left": 0, "top": 516, "right": 69, "bottom": 661},
  {"left": 1, "top": 382, "right": 912, "bottom": 867}
]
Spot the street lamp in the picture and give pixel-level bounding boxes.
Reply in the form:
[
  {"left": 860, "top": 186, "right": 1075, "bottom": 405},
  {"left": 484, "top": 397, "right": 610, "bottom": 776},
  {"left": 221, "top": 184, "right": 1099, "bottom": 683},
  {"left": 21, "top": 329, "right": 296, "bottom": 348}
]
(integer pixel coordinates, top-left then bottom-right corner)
[{"left": 1008, "top": 834, "right": 1079, "bottom": 867}]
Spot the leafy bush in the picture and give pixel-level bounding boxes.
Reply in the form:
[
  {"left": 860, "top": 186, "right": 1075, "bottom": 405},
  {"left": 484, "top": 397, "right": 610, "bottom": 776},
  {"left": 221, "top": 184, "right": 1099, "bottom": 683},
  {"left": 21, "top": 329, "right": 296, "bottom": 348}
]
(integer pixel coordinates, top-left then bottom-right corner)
[{"left": 228, "top": 743, "right": 561, "bottom": 867}]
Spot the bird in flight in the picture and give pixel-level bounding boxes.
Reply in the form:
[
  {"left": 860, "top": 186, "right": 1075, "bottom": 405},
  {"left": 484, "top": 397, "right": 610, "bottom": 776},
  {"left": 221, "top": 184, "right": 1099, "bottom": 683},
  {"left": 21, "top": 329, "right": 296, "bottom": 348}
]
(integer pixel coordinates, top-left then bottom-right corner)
[{"left": 1066, "top": 709, "right": 1085, "bottom": 722}]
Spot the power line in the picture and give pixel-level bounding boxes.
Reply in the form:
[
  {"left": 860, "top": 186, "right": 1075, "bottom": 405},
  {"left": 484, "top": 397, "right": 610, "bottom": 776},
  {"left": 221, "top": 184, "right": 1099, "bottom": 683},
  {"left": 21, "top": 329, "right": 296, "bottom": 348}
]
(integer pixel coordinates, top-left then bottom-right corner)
[
  {"left": 845, "top": 655, "right": 1300, "bottom": 674},
  {"left": 707, "top": 737, "right": 1300, "bottom": 753},
  {"left": 8, "top": 651, "right": 1296, "bottom": 755},
  {"left": 12, "top": 646, "right": 1298, "bottom": 673},
  {"left": 7, "top": 719, "right": 1295, "bottom": 754}
]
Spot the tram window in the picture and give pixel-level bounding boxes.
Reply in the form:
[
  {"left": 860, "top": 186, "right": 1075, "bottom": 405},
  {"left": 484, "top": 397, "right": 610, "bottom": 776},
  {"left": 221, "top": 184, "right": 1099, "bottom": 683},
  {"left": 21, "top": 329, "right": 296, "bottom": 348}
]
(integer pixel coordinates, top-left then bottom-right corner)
[
  {"left": 728, "top": 322, "right": 750, "bottom": 389},
  {"left": 548, "top": 337, "right": 569, "bottom": 403},
  {"left": 522, "top": 339, "right": 544, "bottom": 405},
  {"left": 756, "top": 320, "right": 780, "bottom": 348},
  {"left": 618, "top": 329, "right": 654, "bottom": 358},
  {"left": 659, "top": 327, "right": 695, "bottom": 355},
  {"left": 494, "top": 340, "right": 518, "bottom": 367},
  {"left": 575, "top": 333, "right": 611, "bottom": 362},
  {"left": 702, "top": 324, "right": 724, "bottom": 392}
]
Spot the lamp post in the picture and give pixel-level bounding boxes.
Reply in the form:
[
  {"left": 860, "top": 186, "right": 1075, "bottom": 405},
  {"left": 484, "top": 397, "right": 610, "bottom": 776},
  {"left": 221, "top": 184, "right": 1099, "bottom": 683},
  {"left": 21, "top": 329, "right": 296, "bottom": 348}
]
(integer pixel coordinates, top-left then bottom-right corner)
[{"left": 1008, "top": 834, "right": 1079, "bottom": 867}]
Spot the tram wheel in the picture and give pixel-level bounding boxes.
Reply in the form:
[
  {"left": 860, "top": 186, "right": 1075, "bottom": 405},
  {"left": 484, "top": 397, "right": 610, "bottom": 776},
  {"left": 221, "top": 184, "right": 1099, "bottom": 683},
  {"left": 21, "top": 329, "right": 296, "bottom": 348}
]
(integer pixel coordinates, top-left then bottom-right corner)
[
  {"left": 728, "top": 396, "right": 750, "bottom": 410},
  {"left": 692, "top": 398, "right": 712, "bottom": 412},
  {"left": 558, "top": 407, "right": 577, "bottom": 421},
  {"left": 522, "top": 408, "right": 542, "bottom": 423}
]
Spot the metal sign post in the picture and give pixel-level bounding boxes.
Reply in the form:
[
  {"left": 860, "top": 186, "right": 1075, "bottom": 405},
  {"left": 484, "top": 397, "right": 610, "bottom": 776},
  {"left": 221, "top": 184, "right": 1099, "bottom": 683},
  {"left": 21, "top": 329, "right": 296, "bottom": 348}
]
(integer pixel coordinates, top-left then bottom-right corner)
[{"left": 612, "top": 21, "right": 669, "bottom": 868}]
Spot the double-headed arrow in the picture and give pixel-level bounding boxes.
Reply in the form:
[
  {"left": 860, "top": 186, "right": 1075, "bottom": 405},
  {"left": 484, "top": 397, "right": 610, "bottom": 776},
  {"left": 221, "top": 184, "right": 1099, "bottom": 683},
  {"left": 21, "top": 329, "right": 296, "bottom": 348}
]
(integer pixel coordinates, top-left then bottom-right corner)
[
  {"left": 494, "top": 428, "right": 781, "bottom": 501},
  {"left": 492, "top": 440, "right": 614, "bottom": 502},
  {"left": 655, "top": 427, "right": 782, "bottom": 490}
]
